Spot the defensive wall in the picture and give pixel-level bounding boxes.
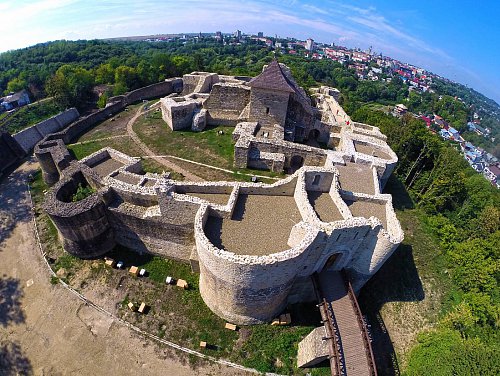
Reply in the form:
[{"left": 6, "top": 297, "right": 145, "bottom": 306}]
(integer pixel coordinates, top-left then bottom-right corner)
[
  {"left": 33, "top": 71, "right": 403, "bottom": 326},
  {"left": 12, "top": 108, "right": 79, "bottom": 153},
  {"left": 37, "top": 140, "right": 403, "bottom": 324},
  {"left": 1, "top": 78, "right": 183, "bottom": 179},
  {"left": 44, "top": 78, "right": 182, "bottom": 145}
]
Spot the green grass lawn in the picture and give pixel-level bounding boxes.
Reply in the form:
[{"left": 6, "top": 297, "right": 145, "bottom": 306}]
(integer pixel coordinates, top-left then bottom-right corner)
[
  {"left": 2, "top": 99, "right": 62, "bottom": 134},
  {"left": 358, "top": 175, "right": 453, "bottom": 374},
  {"left": 76, "top": 102, "right": 144, "bottom": 142},
  {"left": 133, "top": 110, "right": 235, "bottom": 169},
  {"left": 132, "top": 110, "right": 285, "bottom": 179}
]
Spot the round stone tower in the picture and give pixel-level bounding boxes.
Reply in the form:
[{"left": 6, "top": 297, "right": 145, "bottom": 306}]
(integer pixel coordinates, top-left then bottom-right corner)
[{"left": 43, "top": 171, "right": 115, "bottom": 258}]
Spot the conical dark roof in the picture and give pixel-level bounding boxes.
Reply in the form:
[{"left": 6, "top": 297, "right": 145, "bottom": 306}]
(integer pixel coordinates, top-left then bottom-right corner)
[{"left": 248, "top": 60, "right": 295, "bottom": 93}]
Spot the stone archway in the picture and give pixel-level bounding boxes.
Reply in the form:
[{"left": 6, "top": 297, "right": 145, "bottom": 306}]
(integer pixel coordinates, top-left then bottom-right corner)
[
  {"left": 321, "top": 252, "right": 342, "bottom": 272},
  {"left": 290, "top": 155, "right": 304, "bottom": 170},
  {"left": 308, "top": 129, "right": 320, "bottom": 141}
]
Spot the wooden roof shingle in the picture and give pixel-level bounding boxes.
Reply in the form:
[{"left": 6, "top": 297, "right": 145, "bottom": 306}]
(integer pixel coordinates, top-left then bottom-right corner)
[{"left": 248, "top": 60, "right": 295, "bottom": 93}]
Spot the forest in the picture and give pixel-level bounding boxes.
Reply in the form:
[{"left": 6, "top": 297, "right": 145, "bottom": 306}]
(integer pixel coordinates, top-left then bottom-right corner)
[
  {"left": 1, "top": 38, "right": 498, "bottom": 374},
  {"left": 2, "top": 38, "right": 498, "bottom": 154}
]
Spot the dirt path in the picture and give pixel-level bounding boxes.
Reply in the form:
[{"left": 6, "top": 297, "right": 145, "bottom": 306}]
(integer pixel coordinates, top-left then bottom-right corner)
[
  {"left": 126, "top": 105, "right": 204, "bottom": 182},
  {"left": 0, "top": 160, "right": 249, "bottom": 376}
]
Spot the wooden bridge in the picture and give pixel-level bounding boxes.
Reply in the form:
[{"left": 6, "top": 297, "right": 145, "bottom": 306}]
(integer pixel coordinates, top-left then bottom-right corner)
[{"left": 299, "top": 271, "right": 377, "bottom": 376}]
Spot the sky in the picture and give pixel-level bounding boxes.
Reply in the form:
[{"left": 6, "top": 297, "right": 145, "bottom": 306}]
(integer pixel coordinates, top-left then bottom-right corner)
[{"left": 0, "top": 0, "right": 499, "bottom": 104}]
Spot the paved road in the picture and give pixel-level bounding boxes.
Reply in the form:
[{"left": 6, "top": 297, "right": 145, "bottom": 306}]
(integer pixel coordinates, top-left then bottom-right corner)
[{"left": 0, "top": 160, "right": 247, "bottom": 376}]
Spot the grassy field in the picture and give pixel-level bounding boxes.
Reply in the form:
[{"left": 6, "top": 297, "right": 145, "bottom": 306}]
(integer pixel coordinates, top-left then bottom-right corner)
[
  {"left": 2, "top": 99, "right": 62, "bottom": 134},
  {"left": 70, "top": 105, "right": 283, "bottom": 183},
  {"left": 30, "top": 169, "right": 324, "bottom": 375},
  {"left": 76, "top": 102, "right": 144, "bottom": 142},
  {"left": 133, "top": 110, "right": 235, "bottom": 169},
  {"left": 133, "top": 110, "right": 285, "bottom": 180}
]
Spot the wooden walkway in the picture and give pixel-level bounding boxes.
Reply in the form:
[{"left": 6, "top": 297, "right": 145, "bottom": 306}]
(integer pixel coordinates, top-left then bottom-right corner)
[{"left": 318, "top": 271, "right": 376, "bottom": 376}]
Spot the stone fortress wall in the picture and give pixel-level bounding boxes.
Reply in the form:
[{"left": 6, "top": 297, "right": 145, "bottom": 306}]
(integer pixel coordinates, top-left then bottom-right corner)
[
  {"left": 12, "top": 108, "right": 79, "bottom": 154},
  {"left": 35, "top": 68, "right": 404, "bottom": 325}
]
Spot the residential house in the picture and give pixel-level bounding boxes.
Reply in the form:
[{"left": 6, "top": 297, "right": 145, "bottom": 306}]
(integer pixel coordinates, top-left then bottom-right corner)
[
  {"left": 394, "top": 103, "right": 408, "bottom": 116},
  {"left": 484, "top": 165, "right": 500, "bottom": 182},
  {"left": 1, "top": 90, "right": 30, "bottom": 111}
]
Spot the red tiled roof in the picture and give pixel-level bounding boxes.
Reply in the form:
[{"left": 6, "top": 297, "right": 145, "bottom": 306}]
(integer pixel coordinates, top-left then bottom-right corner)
[{"left": 248, "top": 60, "right": 295, "bottom": 93}]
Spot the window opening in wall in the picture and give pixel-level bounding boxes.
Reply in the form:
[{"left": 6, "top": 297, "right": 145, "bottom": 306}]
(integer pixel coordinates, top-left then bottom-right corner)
[
  {"left": 312, "top": 174, "right": 321, "bottom": 185},
  {"left": 265, "top": 107, "right": 270, "bottom": 114}
]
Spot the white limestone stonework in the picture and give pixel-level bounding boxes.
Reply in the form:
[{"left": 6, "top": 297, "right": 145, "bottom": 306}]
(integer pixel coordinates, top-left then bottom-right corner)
[{"left": 39, "top": 70, "right": 404, "bottom": 325}]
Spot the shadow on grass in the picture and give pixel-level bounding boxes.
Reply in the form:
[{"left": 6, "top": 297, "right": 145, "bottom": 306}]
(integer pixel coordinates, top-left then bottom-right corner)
[
  {"left": 358, "top": 243, "right": 424, "bottom": 375},
  {"left": 383, "top": 174, "right": 414, "bottom": 210},
  {"left": 0, "top": 341, "right": 32, "bottom": 376}
]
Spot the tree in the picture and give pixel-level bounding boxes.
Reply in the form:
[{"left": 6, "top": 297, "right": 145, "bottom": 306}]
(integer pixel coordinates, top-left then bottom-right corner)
[
  {"left": 46, "top": 65, "right": 94, "bottom": 108},
  {"left": 95, "top": 63, "right": 115, "bottom": 84},
  {"left": 5, "top": 77, "right": 26, "bottom": 94},
  {"left": 114, "top": 65, "right": 137, "bottom": 92},
  {"left": 97, "top": 92, "right": 108, "bottom": 109}
]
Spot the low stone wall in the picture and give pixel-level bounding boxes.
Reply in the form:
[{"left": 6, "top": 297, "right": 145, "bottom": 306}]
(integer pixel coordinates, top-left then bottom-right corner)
[
  {"left": 13, "top": 108, "right": 79, "bottom": 153},
  {"left": 234, "top": 135, "right": 327, "bottom": 171}
]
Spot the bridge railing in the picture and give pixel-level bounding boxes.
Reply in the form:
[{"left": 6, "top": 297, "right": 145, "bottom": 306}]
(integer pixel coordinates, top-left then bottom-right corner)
[
  {"left": 312, "top": 273, "right": 343, "bottom": 376},
  {"left": 342, "top": 270, "right": 378, "bottom": 376}
]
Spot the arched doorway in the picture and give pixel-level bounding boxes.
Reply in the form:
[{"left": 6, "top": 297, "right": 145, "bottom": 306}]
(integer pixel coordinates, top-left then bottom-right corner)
[
  {"left": 290, "top": 155, "right": 304, "bottom": 170},
  {"left": 322, "top": 253, "right": 341, "bottom": 272},
  {"left": 308, "top": 129, "right": 320, "bottom": 141}
]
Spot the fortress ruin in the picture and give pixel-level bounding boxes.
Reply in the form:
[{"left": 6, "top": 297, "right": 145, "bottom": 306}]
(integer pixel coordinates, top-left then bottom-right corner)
[{"left": 35, "top": 62, "right": 403, "bottom": 327}]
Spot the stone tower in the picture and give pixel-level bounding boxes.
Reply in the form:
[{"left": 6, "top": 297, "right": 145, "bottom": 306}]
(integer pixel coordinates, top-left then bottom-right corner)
[{"left": 247, "top": 60, "right": 295, "bottom": 128}]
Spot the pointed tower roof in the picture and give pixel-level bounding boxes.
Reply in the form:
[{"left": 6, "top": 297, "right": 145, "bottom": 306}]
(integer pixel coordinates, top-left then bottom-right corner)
[{"left": 248, "top": 60, "right": 295, "bottom": 93}]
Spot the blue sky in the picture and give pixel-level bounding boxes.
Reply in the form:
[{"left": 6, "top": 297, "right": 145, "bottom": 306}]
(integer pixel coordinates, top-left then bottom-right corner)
[{"left": 0, "top": 0, "right": 499, "bottom": 103}]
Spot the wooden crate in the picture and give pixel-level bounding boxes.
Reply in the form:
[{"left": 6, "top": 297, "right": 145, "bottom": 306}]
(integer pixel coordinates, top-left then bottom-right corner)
[{"left": 176, "top": 279, "right": 188, "bottom": 289}]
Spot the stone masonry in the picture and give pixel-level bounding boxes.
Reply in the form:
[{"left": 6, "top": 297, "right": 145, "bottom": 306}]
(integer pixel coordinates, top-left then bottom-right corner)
[{"left": 36, "top": 67, "right": 403, "bottom": 326}]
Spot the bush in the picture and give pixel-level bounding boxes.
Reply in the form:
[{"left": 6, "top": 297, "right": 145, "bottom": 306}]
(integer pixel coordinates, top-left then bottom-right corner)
[{"left": 71, "top": 184, "right": 96, "bottom": 202}]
